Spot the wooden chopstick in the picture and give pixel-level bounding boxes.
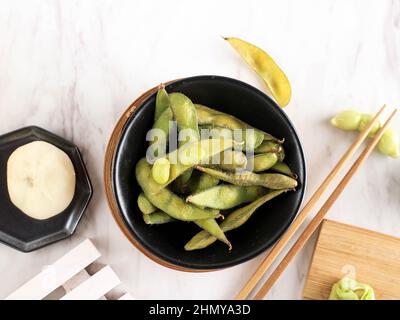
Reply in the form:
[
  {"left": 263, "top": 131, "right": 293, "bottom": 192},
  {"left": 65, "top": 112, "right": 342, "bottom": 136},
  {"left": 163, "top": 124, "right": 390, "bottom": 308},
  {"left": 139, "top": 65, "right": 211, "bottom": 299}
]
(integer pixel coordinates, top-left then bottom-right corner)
[
  {"left": 235, "top": 105, "right": 387, "bottom": 300},
  {"left": 253, "top": 108, "right": 397, "bottom": 299}
]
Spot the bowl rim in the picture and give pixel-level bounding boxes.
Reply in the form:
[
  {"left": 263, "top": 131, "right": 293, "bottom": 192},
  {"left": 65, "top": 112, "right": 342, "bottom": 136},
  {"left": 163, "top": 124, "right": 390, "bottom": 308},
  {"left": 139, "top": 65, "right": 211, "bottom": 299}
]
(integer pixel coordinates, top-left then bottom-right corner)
[{"left": 104, "top": 75, "right": 307, "bottom": 272}]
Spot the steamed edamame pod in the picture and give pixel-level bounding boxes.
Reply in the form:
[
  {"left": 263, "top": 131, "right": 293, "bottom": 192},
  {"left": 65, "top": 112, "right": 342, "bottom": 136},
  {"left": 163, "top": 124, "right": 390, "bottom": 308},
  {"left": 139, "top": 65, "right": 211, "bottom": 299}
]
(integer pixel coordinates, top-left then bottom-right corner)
[
  {"left": 154, "top": 84, "right": 171, "bottom": 121},
  {"left": 170, "top": 93, "right": 200, "bottom": 184},
  {"left": 137, "top": 192, "right": 157, "bottom": 215},
  {"left": 188, "top": 172, "right": 220, "bottom": 194},
  {"left": 331, "top": 109, "right": 399, "bottom": 158},
  {"left": 195, "top": 104, "right": 267, "bottom": 150},
  {"left": 270, "top": 162, "right": 297, "bottom": 179},
  {"left": 248, "top": 153, "right": 278, "bottom": 172},
  {"left": 184, "top": 189, "right": 287, "bottom": 250},
  {"left": 196, "top": 165, "right": 297, "bottom": 190},
  {"left": 254, "top": 141, "right": 282, "bottom": 154},
  {"left": 218, "top": 150, "right": 248, "bottom": 171},
  {"left": 378, "top": 129, "right": 400, "bottom": 158},
  {"left": 143, "top": 211, "right": 174, "bottom": 225},
  {"left": 186, "top": 185, "right": 266, "bottom": 210}
]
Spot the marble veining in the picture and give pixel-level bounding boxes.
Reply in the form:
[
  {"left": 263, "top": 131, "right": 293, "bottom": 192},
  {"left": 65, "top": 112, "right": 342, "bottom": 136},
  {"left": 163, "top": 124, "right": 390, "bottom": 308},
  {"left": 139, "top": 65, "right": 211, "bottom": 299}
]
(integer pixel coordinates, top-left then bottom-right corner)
[{"left": 0, "top": 0, "right": 399, "bottom": 299}]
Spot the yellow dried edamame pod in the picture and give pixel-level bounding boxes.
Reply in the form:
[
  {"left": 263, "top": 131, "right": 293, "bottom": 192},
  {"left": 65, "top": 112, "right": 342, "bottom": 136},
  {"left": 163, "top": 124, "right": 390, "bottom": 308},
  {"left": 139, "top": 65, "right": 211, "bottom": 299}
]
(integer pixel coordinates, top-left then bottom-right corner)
[{"left": 224, "top": 37, "right": 292, "bottom": 108}]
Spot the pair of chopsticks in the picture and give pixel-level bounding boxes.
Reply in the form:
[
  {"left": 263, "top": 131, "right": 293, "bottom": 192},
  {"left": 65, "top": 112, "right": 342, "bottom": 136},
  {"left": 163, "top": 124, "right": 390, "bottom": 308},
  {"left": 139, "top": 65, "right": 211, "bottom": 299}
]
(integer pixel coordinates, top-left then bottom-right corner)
[{"left": 236, "top": 105, "right": 397, "bottom": 300}]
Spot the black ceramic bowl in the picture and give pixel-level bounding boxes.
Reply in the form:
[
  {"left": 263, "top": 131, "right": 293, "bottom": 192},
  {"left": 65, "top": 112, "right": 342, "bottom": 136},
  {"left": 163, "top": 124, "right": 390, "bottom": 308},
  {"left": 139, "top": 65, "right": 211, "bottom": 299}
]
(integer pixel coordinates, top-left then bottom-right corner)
[
  {"left": 108, "top": 75, "right": 306, "bottom": 271},
  {"left": 0, "top": 126, "right": 93, "bottom": 252}
]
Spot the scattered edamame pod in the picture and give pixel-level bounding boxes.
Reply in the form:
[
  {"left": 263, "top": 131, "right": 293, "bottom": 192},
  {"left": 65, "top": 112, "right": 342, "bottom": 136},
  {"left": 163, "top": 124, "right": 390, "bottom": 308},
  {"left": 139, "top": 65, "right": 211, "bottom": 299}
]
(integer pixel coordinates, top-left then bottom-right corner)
[
  {"left": 184, "top": 189, "right": 287, "bottom": 250},
  {"left": 358, "top": 113, "right": 381, "bottom": 137},
  {"left": 378, "top": 128, "right": 400, "bottom": 158},
  {"left": 137, "top": 192, "right": 157, "bottom": 215},
  {"left": 331, "top": 109, "right": 399, "bottom": 158},
  {"left": 248, "top": 153, "right": 279, "bottom": 172},
  {"left": 154, "top": 84, "right": 170, "bottom": 121},
  {"left": 270, "top": 162, "right": 297, "bottom": 179},
  {"left": 186, "top": 185, "right": 266, "bottom": 210},
  {"left": 152, "top": 157, "right": 170, "bottom": 184},
  {"left": 143, "top": 211, "right": 174, "bottom": 225},
  {"left": 136, "top": 158, "right": 220, "bottom": 221},
  {"left": 330, "top": 110, "right": 362, "bottom": 131},
  {"left": 195, "top": 165, "right": 297, "bottom": 190},
  {"left": 224, "top": 37, "right": 292, "bottom": 108}
]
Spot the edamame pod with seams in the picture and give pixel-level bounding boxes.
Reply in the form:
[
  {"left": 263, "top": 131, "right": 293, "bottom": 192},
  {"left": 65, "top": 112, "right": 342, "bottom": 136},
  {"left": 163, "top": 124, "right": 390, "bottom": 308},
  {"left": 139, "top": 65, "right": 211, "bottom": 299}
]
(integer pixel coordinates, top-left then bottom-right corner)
[
  {"left": 154, "top": 85, "right": 171, "bottom": 121},
  {"left": 270, "top": 162, "right": 297, "bottom": 179},
  {"left": 143, "top": 211, "right": 174, "bottom": 225},
  {"left": 195, "top": 104, "right": 278, "bottom": 149},
  {"left": 248, "top": 152, "right": 278, "bottom": 172},
  {"left": 137, "top": 192, "right": 157, "bottom": 215},
  {"left": 170, "top": 93, "right": 200, "bottom": 184},
  {"left": 188, "top": 172, "right": 220, "bottom": 194},
  {"left": 185, "top": 189, "right": 288, "bottom": 250},
  {"left": 196, "top": 165, "right": 297, "bottom": 190},
  {"left": 186, "top": 185, "right": 267, "bottom": 210}
]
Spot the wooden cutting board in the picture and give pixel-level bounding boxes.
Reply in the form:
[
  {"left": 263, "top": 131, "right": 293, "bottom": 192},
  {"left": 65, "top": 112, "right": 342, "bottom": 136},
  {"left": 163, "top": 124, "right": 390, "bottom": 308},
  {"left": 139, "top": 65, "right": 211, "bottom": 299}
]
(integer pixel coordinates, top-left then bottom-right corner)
[{"left": 303, "top": 219, "right": 400, "bottom": 300}]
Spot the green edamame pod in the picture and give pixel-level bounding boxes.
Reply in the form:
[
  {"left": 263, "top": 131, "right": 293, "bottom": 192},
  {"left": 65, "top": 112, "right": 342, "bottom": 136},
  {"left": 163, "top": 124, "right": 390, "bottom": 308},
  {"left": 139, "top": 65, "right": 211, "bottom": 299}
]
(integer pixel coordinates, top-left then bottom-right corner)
[
  {"left": 194, "top": 218, "right": 230, "bottom": 248},
  {"left": 188, "top": 172, "right": 220, "bottom": 194},
  {"left": 218, "top": 150, "right": 248, "bottom": 171},
  {"left": 195, "top": 104, "right": 268, "bottom": 150},
  {"left": 143, "top": 211, "right": 174, "bottom": 224},
  {"left": 170, "top": 93, "right": 200, "bottom": 184},
  {"left": 254, "top": 141, "right": 282, "bottom": 154},
  {"left": 196, "top": 165, "right": 297, "bottom": 190},
  {"left": 248, "top": 153, "right": 278, "bottom": 172},
  {"left": 184, "top": 189, "right": 287, "bottom": 250},
  {"left": 149, "top": 108, "right": 173, "bottom": 158},
  {"left": 270, "top": 162, "right": 297, "bottom": 179},
  {"left": 378, "top": 129, "right": 400, "bottom": 158},
  {"left": 137, "top": 192, "right": 157, "bottom": 215},
  {"left": 357, "top": 113, "right": 381, "bottom": 137},
  {"left": 186, "top": 185, "right": 266, "bottom": 210},
  {"left": 154, "top": 84, "right": 170, "bottom": 121},
  {"left": 331, "top": 110, "right": 361, "bottom": 131},
  {"left": 135, "top": 158, "right": 220, "bottom": 221}
]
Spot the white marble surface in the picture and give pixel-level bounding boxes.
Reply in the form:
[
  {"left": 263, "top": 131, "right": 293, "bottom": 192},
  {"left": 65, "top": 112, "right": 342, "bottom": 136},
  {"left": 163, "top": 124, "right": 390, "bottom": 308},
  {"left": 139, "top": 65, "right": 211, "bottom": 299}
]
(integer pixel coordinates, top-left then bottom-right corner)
[{"left": 1, "top": 0, "right": 399, "bottom": 300}]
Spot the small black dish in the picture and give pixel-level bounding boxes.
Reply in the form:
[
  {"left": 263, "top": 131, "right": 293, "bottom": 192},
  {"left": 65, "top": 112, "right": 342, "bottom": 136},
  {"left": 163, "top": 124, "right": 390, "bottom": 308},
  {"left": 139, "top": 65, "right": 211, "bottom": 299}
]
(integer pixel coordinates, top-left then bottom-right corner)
[
  {"left": 111, "top": 75, "right": 306, "bottom": 271},
  {"left": 0, "top": 126, "right": 92, "bottom": 252}
]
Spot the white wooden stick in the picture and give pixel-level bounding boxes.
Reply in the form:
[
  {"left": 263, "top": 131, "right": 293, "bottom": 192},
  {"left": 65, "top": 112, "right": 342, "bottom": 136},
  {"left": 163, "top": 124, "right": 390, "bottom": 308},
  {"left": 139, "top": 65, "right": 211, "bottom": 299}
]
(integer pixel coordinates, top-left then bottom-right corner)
[
  {"left": 61, "top": 266, "right": 120, "bottom": 300},
  {"left": 6, "top": 239, "right": 100, "bottom": 300}
]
